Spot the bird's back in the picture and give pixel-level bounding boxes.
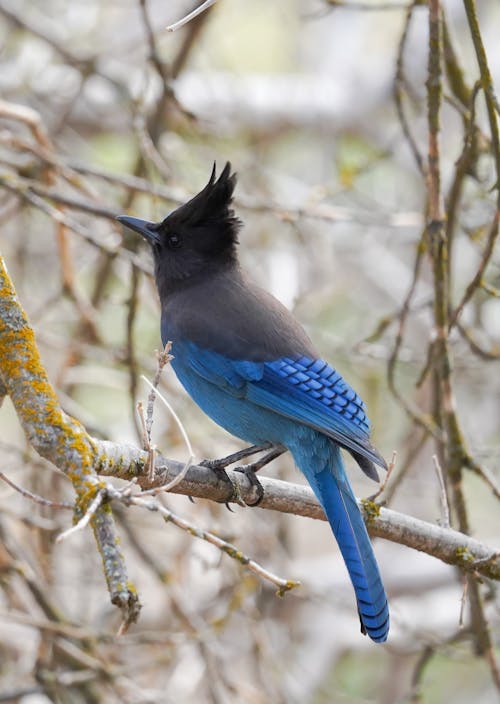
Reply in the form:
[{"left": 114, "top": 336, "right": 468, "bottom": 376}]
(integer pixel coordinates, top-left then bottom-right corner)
[{"left": 160, "top": 266, "right": 316, "bottom": 361}]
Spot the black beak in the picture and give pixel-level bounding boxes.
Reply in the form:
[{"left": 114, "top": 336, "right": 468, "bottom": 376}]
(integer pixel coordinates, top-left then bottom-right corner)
[{"left": 116, "top": 215, "right": 161, "bottom": 244}]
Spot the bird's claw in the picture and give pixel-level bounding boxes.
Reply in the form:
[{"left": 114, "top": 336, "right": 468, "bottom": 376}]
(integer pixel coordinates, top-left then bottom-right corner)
[
  {"left": 234, "top": 464, "right": 264, "bottom": 507},
  {"left": 206, "top": 465, "right": 242, "bottom": 510},
  {"left": 201, "top": 443, "right": 281, "bottom": 508}
]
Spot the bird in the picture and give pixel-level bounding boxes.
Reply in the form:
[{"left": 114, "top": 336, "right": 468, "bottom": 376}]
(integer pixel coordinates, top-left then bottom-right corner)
[{"left": 117, "top": 162, "right": 389, "bottom": 642}]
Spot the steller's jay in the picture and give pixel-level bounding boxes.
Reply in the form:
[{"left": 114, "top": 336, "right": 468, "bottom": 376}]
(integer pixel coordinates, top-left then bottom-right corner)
[{"left": 117, "top": 163, "right": 389, "bottom": 642}]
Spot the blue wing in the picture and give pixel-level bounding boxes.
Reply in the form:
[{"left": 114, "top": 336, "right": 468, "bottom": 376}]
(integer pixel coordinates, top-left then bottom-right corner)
[
  {"left": 248, "top": 356, "right": 382, "bottom": 466},
  {"left": 172, "top": 341, "right": 385, "bottom": 472}
]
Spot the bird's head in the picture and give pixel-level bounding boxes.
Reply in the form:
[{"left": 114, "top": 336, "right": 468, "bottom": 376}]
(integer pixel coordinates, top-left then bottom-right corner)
[{"left": 117, "top": 162, "right": 241, "bottom": 290}]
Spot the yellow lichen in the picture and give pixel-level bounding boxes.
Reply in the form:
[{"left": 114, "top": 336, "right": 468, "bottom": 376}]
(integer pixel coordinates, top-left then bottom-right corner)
[
  {"left": 1, "top": 256, "right": 141, "bottom": 620},
  {"left": 455, "top": 546, "right": 474, "bottom": 564},
  {"left": 361, "top": 499, "right": 381, "bottom": 522}
]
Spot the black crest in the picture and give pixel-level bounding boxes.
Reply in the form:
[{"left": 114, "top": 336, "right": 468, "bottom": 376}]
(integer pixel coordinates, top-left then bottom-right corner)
[{"left": 165, "top": 162, "right": 241, "bottom": 248}]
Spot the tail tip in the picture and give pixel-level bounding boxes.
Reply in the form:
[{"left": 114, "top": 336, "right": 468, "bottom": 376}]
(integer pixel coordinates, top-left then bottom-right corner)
[{"left": 359, "top": 609, "right": 390, "bottom": 643}]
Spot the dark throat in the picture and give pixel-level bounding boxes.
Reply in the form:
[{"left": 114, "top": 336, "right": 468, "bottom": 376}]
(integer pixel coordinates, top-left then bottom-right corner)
[{"left": 154, "top": 251, "right": 238, "bottom": 302}]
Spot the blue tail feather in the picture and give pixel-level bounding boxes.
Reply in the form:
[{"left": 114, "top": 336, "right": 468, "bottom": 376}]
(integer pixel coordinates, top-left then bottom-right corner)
[{"left": 293, "top": 441, "right": 389, "bottom": 643}]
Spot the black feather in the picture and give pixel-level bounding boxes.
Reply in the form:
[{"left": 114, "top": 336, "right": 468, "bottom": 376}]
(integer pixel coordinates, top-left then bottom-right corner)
[
  {"left": 132, "top": 162, "right": 244, "bottom": 290},
  {"left": 163, "top": 161, "right": 241, "bottom": 251},
  {"left": 349, "top": 450, "right": 381, "bottom": 481}
]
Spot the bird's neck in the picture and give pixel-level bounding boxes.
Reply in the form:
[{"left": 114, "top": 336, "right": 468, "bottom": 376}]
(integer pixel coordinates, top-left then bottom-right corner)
[{"left": 155, "top": 258, "right": 241, "bottom": 302}]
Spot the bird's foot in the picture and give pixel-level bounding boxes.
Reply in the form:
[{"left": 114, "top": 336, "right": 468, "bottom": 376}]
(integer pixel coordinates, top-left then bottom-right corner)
[
  {"left": 201, "top": 444, "right": 286, "bottom": 509},
  {"left": 199, "top": 455, "right": 242, "bottom": 509},
  {"left": 233, "top": 445, "right": 286, "bottom": 507},
  {"left": 200, "top": 442, "right": 273, "bottom": 472},
  {"left": 233, "top": 463, "right": 265, "bottom": 507},
  {"left": 206, "top": 465, "right": 239, "bottom": 510}
]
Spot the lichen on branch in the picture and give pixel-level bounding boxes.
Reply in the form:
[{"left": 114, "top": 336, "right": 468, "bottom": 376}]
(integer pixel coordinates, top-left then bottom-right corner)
[{"left": 0, "top": 254, "right": 140, "bottom": 627}]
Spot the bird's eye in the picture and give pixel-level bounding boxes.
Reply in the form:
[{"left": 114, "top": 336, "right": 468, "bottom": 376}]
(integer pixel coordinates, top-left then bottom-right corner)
[{"left": 168, "top": 233, "right": 182, "bottom": 249}]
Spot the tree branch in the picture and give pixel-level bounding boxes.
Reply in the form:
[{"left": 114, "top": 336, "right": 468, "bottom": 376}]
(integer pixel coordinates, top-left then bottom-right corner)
[
  {"left": 93, "top": 441, "right": 500, "bottom": 582},
  {"left": 0, "top": 255, "right": 141, "bottom": 627}
]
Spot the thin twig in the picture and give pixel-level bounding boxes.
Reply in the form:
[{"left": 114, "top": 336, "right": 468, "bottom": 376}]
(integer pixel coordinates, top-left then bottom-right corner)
[
  {"left": 459, "top": 577, "right": 468, "bottom": 628},
  {"left": 141, "top": 371, "right": 194, "bottom": 459},
  {"left": 136, "top": 401, "right": 149, "bottom": 451},
  {"left": 107, "top": 484, "right": 299, "bottom": 595},
  {"left": 367, "top": 451, "right": 397, "bottom": 502},
  {"left": 0, "top": 471, "right": 73, "bottom": 510},
  {"left": 0, "top": 172, "right": 150, "bottom": 273},
  {"left": 166, "top": 0, "right": 218, "bottom": 32},
  {"left": 409, "top": 628, "right": 471, "bottom": 703},
  {"left": 387, "top": 229, "right": 441, "bottom": 437},
  {"left": 56, "top": 489, "right": 106, "bottom": 543},
  {"left": 0, "top": 98, "right": 52, "bottom": 152},
  {"left": 449, "top": 211, "right": 499, "bottom": 328},
  {"left": 383, "top": 427, "right": 430, "bottom": 503},
  {"left": 456, "top": 321, "right": 500, "bottom": 362},
  {"left": 432, "top": 454, "right": 450, "bottom": 528},
  {"left": 145, "top": 343, "right": 174, "bottom": 444},
  {"left": 136, "top": 401, "right": 156, "bottom": 482},
  {"left": 464, "top": 455, "right": 500, "bottom": 500},
  {"left": 133, "top": 113, "right": 171, "bottom": 182},
  {"left": 140, "top": 347, "right": 194, "bottom": 490},
  {"left": 393, "top": 1, "right": 426, "bottom": 174}
]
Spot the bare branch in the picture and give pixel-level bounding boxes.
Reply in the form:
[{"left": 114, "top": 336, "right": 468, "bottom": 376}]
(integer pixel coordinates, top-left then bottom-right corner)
[
  {"left": 166, "top": 0, "right": 218, "bottom": 32},
  {"left": 107, "top": 483, "right": 299, "bottom": 595},
  {"left": 93, "top": 441, "right": 500, "bottom": 582}
]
